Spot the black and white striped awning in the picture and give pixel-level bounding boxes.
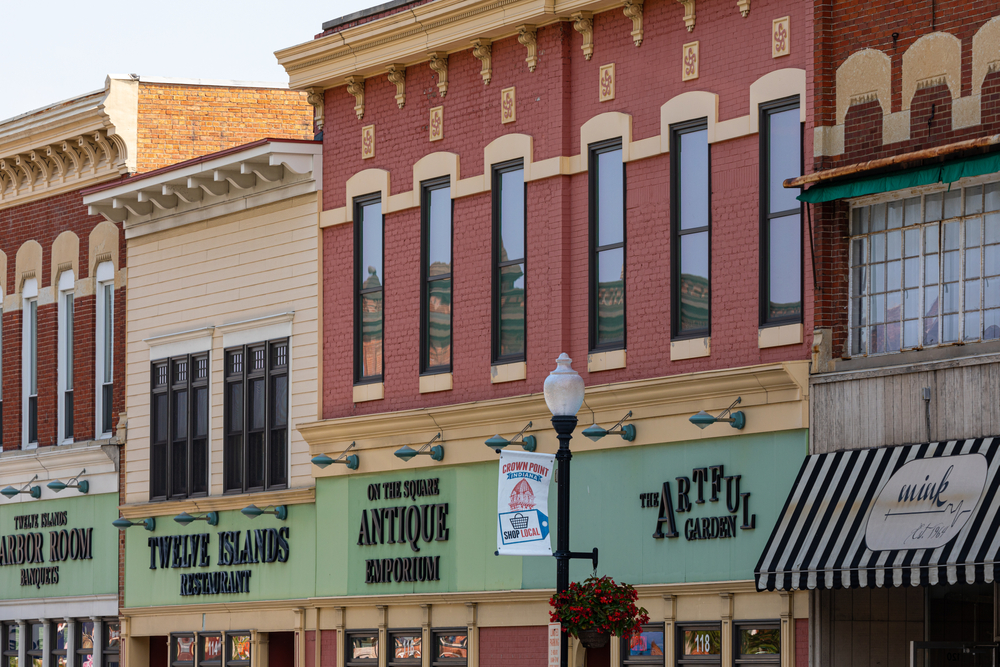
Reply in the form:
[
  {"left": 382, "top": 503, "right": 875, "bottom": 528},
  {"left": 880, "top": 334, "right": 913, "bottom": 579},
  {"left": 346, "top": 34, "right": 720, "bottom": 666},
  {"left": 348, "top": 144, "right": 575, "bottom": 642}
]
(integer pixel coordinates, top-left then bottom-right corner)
[{"left": 756, "top": 437, "right": 1000, "bottom": 591}]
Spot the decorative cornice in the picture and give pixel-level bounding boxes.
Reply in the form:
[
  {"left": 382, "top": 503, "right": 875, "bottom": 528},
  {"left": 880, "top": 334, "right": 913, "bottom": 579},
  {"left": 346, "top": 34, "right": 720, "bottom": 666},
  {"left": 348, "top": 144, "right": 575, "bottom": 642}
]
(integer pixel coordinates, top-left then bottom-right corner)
[
  {"left": 471, "top": 38, "right": 493, "bottom": 85},
  {"left": 517, "top": 25, "right": 539, "bottom": 72},
  {"left": 429, "top": 52, "right": 450, "bottom": 97},
  {"left": 118, "top": 486, "right": 315, "bottom": 519},
  {"left": 306, "top": 88, "right": 326, "bottom": 131},
  {"left": 623, "top": 0, "right": 644, "bottom": 46},
  {"left": 216, "top": 311, "right": 294, "bottom": 335},
  {"left": 386, "top": 64, "right": 407, "bottom": 108},
  {"left": 572, "top": 12, "right": 595, "bottom": 60},
  {"left": 0, "top": 441, "right": 118, "bottom": 491},
  {"left": 346, "top": 76, "right": 366, "bottom": 119}
]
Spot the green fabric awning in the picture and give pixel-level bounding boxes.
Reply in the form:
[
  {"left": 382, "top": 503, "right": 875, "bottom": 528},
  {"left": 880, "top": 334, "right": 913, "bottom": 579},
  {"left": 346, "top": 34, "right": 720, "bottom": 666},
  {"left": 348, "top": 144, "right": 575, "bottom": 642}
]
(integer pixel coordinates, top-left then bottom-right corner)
[{"left": 797, "top": 152, "right": 1000, "bottom": 203}]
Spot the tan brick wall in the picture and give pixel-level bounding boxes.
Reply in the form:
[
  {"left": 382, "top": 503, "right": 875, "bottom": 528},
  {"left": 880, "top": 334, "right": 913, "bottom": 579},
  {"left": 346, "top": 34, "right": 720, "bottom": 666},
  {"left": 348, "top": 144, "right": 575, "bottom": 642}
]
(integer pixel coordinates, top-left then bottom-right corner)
[{"left": 135, "top": 84, "right": 313, "bottom": 173}]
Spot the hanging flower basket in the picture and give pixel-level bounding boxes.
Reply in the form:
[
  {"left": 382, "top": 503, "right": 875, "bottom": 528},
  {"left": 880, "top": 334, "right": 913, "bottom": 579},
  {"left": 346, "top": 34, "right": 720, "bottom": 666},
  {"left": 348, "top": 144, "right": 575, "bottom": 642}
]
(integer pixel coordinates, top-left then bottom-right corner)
[{"left": 549, "top": 576, "right": 649, "bottom": 647}]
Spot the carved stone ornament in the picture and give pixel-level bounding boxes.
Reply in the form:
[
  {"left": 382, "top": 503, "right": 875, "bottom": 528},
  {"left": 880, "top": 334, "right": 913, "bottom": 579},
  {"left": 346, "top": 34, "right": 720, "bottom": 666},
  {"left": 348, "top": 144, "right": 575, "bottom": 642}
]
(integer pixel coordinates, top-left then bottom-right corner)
[
  {"left": 346, "top": 76, "right": 365, "bottom": 119},
  {"left": 306, "top": 87, "right": 325, "bottom": 131},
  {"left": 501, "top": 87, "right": 516, "bottom": 124},
  {"left": 387, "top": 64, "right": 406, "bottom": 108},
  {"left": 472, "top": 39, "right": 492, "bottom": 85},
  {"left": 573, "top": 12, "right": 594, "bottom": 61},
  {"left": 623, "top": 0, "right": 644, "bottom": 47},
  {"left": 737, "top": 0, "right": 750, "bottom": 17},
  {"left": 362, "top": 125, "right": 375, "bottom": 159},
  {"left": 430, "top": 106, "right": 444, "bottom": 141},
  {"left": 682, "top": 41, "right": 699, "bottom": 81},
  {"left": 429, "top": 52, "right": 449, "bottom": 98},
  {"left": 772, "top": 16, "right": 790, "bottom": 58},
  {"left": 676, "top": 0, "right": 696, "bottom": 31},
  {"left": 599, "top": 64, "right": 615, "bottom": 102},
  {"left": 518, "top": 25, "right": 538, "bottom": 72}
]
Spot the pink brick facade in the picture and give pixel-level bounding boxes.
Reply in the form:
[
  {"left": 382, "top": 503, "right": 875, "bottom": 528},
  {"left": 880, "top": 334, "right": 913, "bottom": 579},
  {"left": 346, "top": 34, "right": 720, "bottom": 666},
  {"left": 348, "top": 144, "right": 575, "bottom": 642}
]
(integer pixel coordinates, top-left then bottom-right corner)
[{"left": 320, "top": 0, "right": 815, "bottom": 419}]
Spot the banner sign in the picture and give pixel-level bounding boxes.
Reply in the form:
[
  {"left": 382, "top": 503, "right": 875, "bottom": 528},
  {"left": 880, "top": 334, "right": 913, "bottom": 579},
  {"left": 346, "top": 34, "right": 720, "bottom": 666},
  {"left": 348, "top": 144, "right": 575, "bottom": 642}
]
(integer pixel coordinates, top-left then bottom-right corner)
[
  {"left": 497, "top": 450, "right": 554, "bottom": 556},
  {"left": 865, "top": 453, "right": 987, "bottom": 551}
]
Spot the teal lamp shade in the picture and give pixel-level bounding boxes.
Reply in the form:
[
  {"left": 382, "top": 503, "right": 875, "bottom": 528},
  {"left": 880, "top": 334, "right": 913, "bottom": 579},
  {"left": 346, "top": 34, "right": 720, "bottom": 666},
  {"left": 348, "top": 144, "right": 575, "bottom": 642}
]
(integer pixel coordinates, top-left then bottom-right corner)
[
  {"left": 582, "top": 423, "right": 607, "bottom": 441},
  {"left": 485, "top": 435, "right": 509, "bottom": 450},
  {"left": 1, "top": 487, "right": 19, "bottom": 499},
  {"left": 345, "top": 454, "right": 359, "bottom": 470},
  {"left": 241, "top": 505, "right": 264, "bottom": 519},
  {"left": 47, "top": 480, "right": 68, "bottom": 492},
  {"left": 689, "top": 411, "right": 715, "bottom": 429},
  {"left": 429, "top": 445, "right": 444, "bottom": 461},
  {"left": 311, "top": 454, "right": 335, "bottom": 468},
  {"left": 173, "top": 512, "right": 196, "bottom": 526},
  {"left": 395, "top": 445, "right": 418, "bottom": 461},
  {"left": 112, "top": 518, "right": 133, "bottom": 529}
]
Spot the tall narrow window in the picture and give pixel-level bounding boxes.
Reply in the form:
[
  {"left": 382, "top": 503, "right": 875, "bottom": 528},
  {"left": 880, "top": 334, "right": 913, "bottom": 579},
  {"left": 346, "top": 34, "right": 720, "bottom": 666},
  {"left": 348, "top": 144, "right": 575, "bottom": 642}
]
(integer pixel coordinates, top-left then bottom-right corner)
[
  {"left": 224, "top": 339, "right": 289, "bottom": 493},
  {"left": 58, "top": 271, "right": 74, "bottom": 443},
  {"left": 95, "top": 262, "right": 114, "bottom": 437},
  {"left": 421, "top": 178, "right": 453, "bottom": 373},
  {"left": 492, "top": 161, "right": 526, "bottom": 363},
  {"left": 590, "top": 140, "right": 626, "bottom": 351},
  {"left": 51, "top": 623, "right": 67, "bottom": 667},
  {"left": 761, "top": 99, "right": 803, "bottom": 325},
  {"left": 22, "top": 278, "right": 38, "bottom": 448},
  {"left": 671, "top": 121, "right": 711, "bottom": 338},
  {"left": 355, "top": 195, "right": 384, "bottom": 383},
  {"left": 3, "top": 623, "right": 18, "bottom": 667},
  {"left": 27, "top": 624, "right": 42, "bottom": 667},
  {"left": 103, "top": 622, "right": 120, "bottom": 667},
  {"left": 150, "top": 352, "right": 209, "bottom": 501}
]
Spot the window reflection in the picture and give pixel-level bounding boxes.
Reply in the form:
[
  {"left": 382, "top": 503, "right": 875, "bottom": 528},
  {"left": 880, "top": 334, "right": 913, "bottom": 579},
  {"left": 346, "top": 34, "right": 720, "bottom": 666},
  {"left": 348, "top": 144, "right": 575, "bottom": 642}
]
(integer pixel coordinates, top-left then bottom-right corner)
[
  {"left": 591, "top": 143, "right": 626, "bottom": 350},
  {"left": 356, "top": 197, "right": 384, "bottom": 381},
  {"left": 673, "top": 124, "right": 711, "bottom": 337},
  {"left": 423, "top": 182, "right": 453, "bottom": 372},
  {"left": 495, "top": 164, "right": 527, "bottom": 362}
]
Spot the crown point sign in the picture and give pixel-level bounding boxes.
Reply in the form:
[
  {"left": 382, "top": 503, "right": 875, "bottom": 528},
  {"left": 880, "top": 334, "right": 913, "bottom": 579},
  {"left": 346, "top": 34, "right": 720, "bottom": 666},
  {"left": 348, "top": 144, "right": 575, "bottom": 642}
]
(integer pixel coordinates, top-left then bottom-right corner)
[{"left": 497, "top": 450, "right": 556, "bottom": 556}]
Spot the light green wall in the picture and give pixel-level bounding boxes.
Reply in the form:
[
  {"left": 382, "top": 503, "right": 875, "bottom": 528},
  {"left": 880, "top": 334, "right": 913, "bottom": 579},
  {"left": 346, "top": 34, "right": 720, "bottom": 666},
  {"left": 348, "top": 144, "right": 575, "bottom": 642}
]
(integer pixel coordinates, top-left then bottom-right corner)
[
  {"left": 0, "top": 493, "right": 118, "bottom": 600},
  {"left": 123, "top": 430, "right": 807, "bottom": 607}
]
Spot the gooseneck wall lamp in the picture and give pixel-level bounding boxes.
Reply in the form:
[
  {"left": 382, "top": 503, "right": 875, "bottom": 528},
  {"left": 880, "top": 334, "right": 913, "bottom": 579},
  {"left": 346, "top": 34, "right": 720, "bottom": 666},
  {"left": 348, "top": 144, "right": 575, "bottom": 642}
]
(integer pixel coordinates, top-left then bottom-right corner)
[
  {"left": 311, "top": 442, "right": 360, "bottom": 470},
  {"left": 582, "top": 411, "right": 637, "bottom": 442},
  {"left": 241, "top": 505, "right": 288, "bottom": 520},
  {"left": 689, "top": 397, "right": 746, "bottom": 430},
  {"left": 1, "top": 475, "right": 41, "bottom": 500},
  {"left": 543, "top": 353, "right": 600, "bottom": 667},
  {"left": 113, "top": 517, "right": 156, "bottom": 531},
  {"left": 394, "top": 433, "right": 444, "bottom": 462},
  {"left": 173, "top": 512, "right": 219, "bottom": 527},
  {"left": 47, "top": 469, "right": 89, "bottom": 494},
  {"left": 485, "top": 421, "right": 537, "bottom": 452}
]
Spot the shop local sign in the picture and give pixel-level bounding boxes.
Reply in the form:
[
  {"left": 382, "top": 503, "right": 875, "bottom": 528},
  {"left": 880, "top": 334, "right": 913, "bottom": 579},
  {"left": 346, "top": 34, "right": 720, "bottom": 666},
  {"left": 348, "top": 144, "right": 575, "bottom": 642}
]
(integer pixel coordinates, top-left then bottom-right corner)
[{"left": 865, "top": 453, "right": 987, "bottom": 551}]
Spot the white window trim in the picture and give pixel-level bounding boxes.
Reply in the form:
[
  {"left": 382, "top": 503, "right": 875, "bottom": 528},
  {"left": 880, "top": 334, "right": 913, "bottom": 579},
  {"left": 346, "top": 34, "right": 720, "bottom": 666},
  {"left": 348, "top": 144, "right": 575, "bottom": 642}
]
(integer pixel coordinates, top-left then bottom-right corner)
[
  {"left": 57, "top": 271, "right": 75, "bottom": 445},
  {"left": 21, "top": 278, "right": 37, "bottom": 450},
  {"left": 95, "top": 262, "right": 114, "bottom": 439}
]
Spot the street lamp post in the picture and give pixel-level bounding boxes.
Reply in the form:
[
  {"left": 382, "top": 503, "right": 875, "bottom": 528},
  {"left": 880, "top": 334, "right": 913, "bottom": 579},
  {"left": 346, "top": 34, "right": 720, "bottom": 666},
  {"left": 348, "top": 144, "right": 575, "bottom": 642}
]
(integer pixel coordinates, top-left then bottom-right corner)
[{"left": 543, "top": 354, "right": 599, "bottom": 667}]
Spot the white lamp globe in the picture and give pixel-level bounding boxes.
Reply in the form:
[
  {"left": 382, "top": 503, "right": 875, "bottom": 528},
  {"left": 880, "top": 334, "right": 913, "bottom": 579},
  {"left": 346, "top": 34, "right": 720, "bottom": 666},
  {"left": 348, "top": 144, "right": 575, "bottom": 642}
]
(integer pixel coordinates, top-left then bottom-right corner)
[{"left": 543, "top": 353, "right": 585, "bottom": 417}]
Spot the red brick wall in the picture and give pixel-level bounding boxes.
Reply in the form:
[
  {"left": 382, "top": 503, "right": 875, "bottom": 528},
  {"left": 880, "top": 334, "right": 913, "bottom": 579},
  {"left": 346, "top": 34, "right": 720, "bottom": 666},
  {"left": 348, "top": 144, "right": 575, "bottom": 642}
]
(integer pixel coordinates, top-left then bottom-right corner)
[
  {"left": 303, "top": 630, "right": 337, "bottom": 667},
  {"left": 0, "top": 189, "right": 125, "bottom": 450},
  {"left": 795, "top": 618, "right": 808, "bottom": 667},
  {"left": 479, "top": 626, "right": 547, "bottom": 667},
  {"left": 320, "top": 0, "right": 814, "bottom": 418}
]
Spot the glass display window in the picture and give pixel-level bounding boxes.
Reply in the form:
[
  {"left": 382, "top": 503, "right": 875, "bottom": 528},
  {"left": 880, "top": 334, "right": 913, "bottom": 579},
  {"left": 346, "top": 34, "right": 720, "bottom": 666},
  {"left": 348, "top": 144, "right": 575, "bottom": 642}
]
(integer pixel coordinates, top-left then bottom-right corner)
[
  {"left": 200, "top": 634, "right": 223, "bottom": 667},
  {"left": 389, "top": 632, "right": 421, "bottom": 666},
  {"left": 623, "top": 624, "right": 665, "bottom": 665},
  {"left": 432, "top": 630, "right": 468, "bottom": 667},
  {"left": 27, "top": 625, "right": 43, "bottom": 667},
  {"left": 171, "top": 634, "right": 196, "bottom": 667},
  {"left": 677, "top": 624, "right": 721, "bottom": 666},
  {"left": 76, "top": 622, "right": 95, "bottom": 667},
  {"left": 346, "top": 632, "right": 379, "bottom": 667},
  {"left": 2, "top": 624, "right": 18, "bottom": 667},
  {"left": 735, "top": 624, "right": 780, "bottom": 664},
  {"left": 226, "top": 633, "right": 251, "bottom": 667},
  {"left": 103, "top": 623, "right": 120, "bottom": 667}
]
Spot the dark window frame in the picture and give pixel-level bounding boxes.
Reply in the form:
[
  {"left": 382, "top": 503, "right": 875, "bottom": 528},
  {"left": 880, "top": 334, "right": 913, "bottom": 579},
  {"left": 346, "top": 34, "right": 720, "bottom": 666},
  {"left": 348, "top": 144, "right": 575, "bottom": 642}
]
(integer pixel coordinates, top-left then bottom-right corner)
[
  {"left": 61, "top": 290, "right": 74, "bottom": 442},
  {"left": 733, "top": 621, "right": 781, "bottom": 665},
  {"left": 2, "top": 623, "right": 17, "bottom": 667},
  {"left": 431, "top": 628, "right": 469, "bottom": 667},
  {"left": 51, "top": 622, "right": 68, "bottom": 667},
  {"left": 150, "top": 353, "right": 209, "bottom": 502},
  {"left": 354, "top": 193, "right": 385, "bottom": 385},
  {"left": 223, "top": 339, "right": 290, "bottom": 494},
  {"left": 27, "top": 624, "right": 43, "bottom": 667},
  {"left": 388, "top": 629, "right": 423, "bottom": 667},
  {"left": 621, "top": 622, "right": 666, "bottom": 666},
  {"left": 491, "top": 159, "right": 527, "bottom": 365},
  {"left": 170, "top": 633, "right": 196, "bottom": 667},
  {"left": 102, "top": 622, "right": 121, "bottom": 667},
  {"left": 420, "top": 177, "right": 454, "bottom": 375},
  {"left": 759, "top": 96, "right": 804, "bottom": 328},
  {"left": 225, "top": 632, "right": 251, "bottom": 667},
  {"left": 670, "top": 118, "right": 713, "bottom": 340},
  {"left": 346, "top": 630, "right": 380, "bottom": 667},
  {"left": 26, "top": 298, "right": 38, "bottom": 445},
  {"left": 676, "top": 622, "right": 722, "bottom": 666},
  {"left": 75, "top": 620, "right": 96, "bottom": 667},
  {"left": 589, "top": 138, "right": 627, "bottom": 353}
]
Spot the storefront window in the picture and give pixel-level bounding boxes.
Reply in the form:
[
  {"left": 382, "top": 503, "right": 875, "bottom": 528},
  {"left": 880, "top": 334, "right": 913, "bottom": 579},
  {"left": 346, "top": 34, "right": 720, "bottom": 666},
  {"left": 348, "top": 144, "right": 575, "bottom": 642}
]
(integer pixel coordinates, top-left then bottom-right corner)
[
  {"left": 172, "top": 634, "right": 196, "bottom": 667},
  {"left": 346, "top": 633, "right": 378, "bottom": 666},
  {"left": 51, "top": 622, "right": 68, "bottom": 667},
  {"left": 103, "top": 623, "right": 120, "bottom": 667},
  {"left": 389, "top": 632, "right": 421, "bottom": 666},
  {"left": 77, "top": 622, "right": 95, "bottom": 667},
  {"left": 432, "top": 631, "right": 467, "bottom": 666},
  {"left": 3, "top": 624, "right": 18, "bottom": 667},
  {"left": 27, "top": 625, "right": 43, "bottom": 667},
  {"left": 200, "top": 634, "right": 223, "bottom": 667},
  {"left": 926, "top": 583, "right": 994, "bottom": 666},
  {"left": 622, "top": 623, "right": 664, "bottom": 665},
  {"left": 226, "top": 633, "right": 251, "bottom": 667},
  {"left": 735, "top": 625, "right": 780, "bottom": 664},
  {"left": 677, "top": 625, "right": 721, "bottom": 666}
]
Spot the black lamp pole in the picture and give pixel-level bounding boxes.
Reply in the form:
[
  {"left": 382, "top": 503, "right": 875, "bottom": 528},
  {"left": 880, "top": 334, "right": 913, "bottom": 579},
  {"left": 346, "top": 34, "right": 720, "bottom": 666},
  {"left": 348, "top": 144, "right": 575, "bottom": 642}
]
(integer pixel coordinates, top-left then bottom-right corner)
[{"left": 551, "top": 414, "right": 599, "bottom": 667}]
